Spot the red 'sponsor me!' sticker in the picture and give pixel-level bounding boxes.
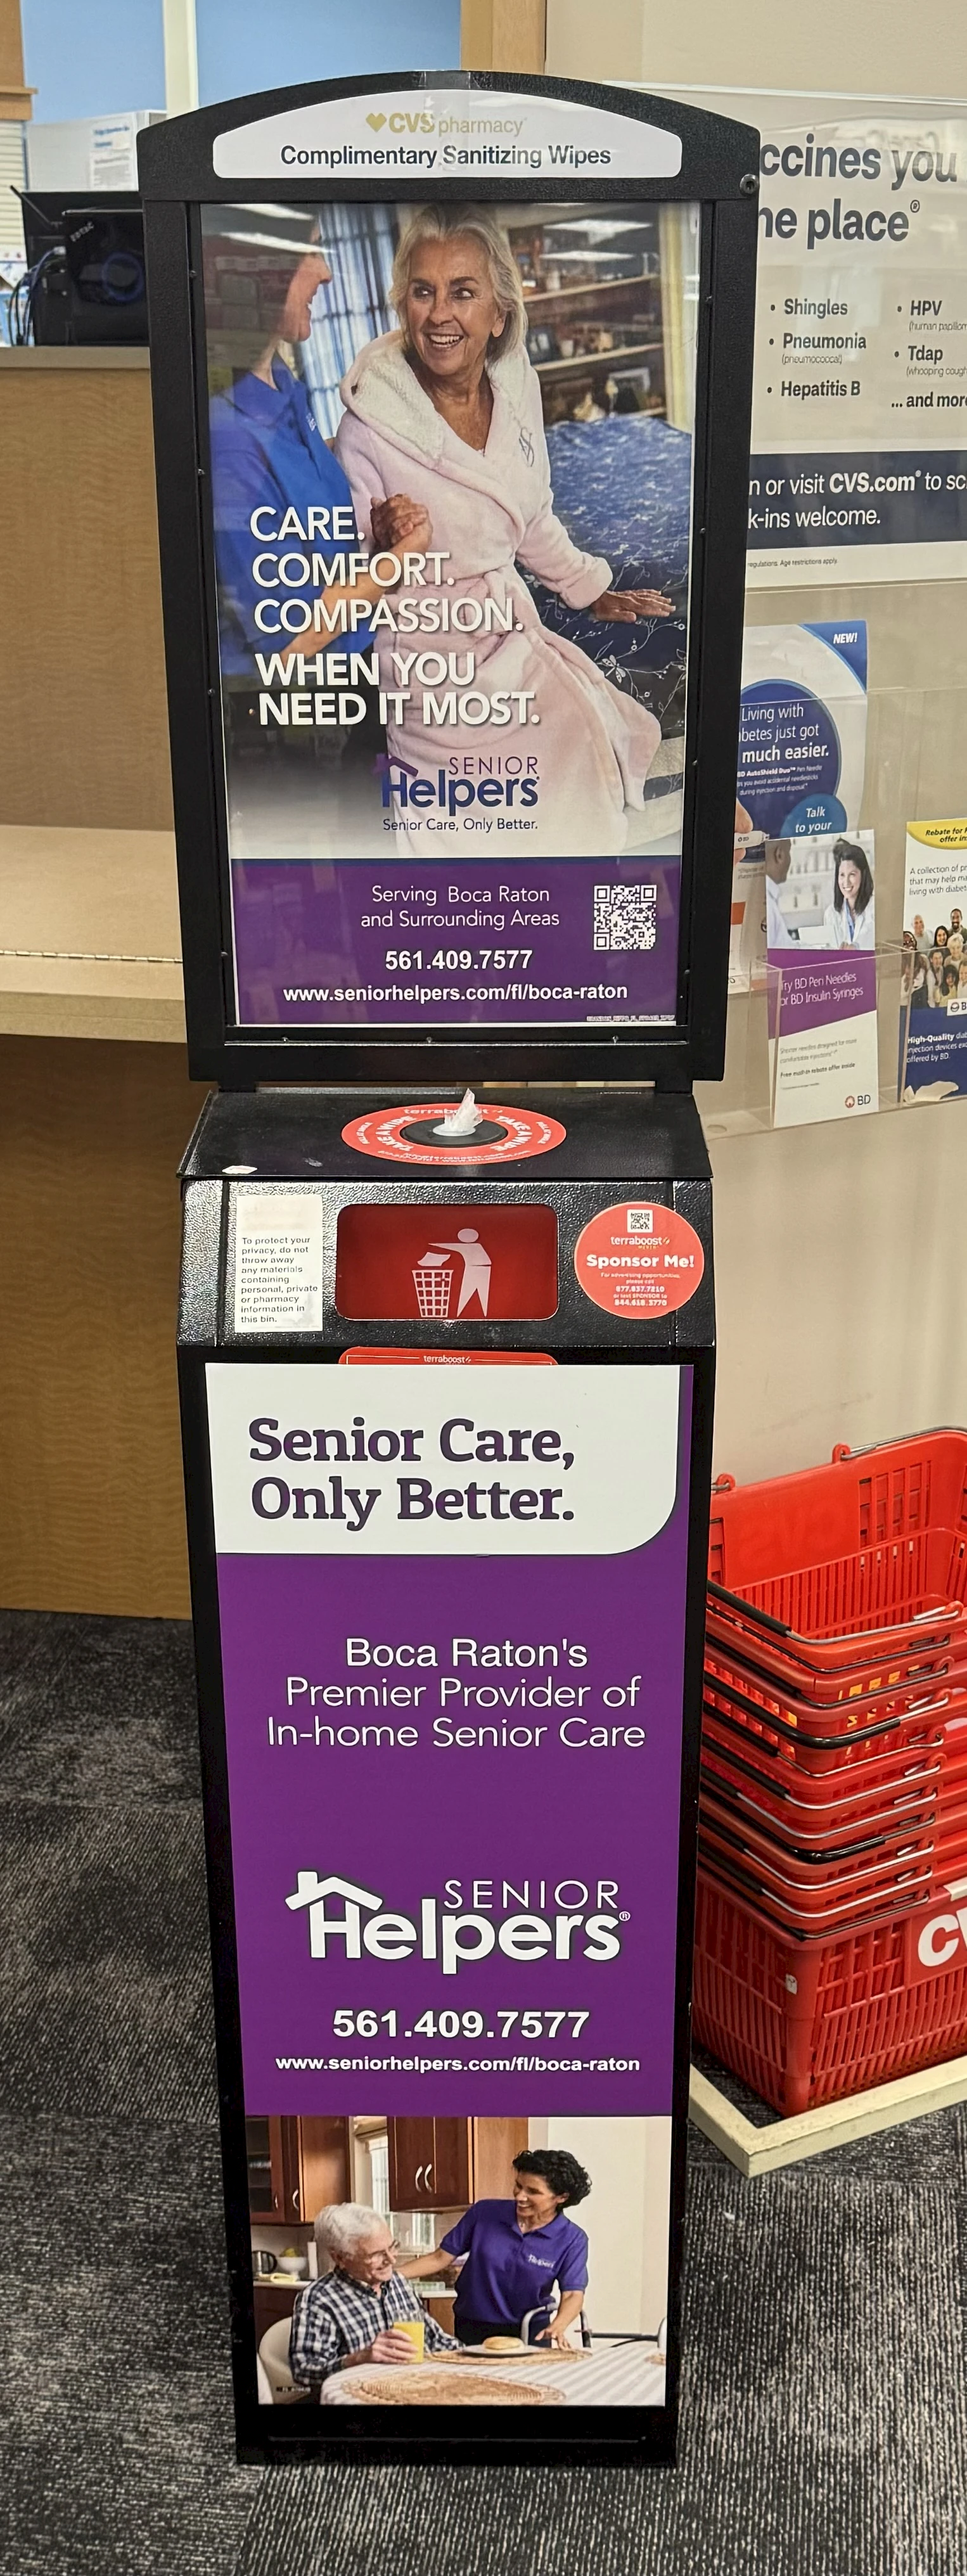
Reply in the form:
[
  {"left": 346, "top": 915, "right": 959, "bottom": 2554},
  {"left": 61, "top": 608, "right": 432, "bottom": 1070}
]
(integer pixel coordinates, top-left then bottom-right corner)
[
  {"left": 342, "top": 1103, "right": 566, "bottom": 1167},
  {"left": 574, "top": 1201, "right": 705, "bottom": 1319}
]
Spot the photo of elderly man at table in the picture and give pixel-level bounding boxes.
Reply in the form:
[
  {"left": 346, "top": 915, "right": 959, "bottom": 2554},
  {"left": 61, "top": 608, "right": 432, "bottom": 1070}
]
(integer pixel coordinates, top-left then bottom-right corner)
[{"left": 248, "top": 2113, "right": 671, "bottom": 2408}]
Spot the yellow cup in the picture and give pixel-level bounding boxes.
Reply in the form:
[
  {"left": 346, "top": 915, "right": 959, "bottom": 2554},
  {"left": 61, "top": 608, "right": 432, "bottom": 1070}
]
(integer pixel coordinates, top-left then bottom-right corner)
[{"left": 395, "top": 2316, "right": 425, "bottom": 2362}]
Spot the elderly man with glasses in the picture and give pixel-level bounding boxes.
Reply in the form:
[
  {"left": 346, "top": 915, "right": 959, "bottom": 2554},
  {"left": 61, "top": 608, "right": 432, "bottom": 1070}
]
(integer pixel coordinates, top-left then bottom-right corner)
[{"left": 289, "top": 2204, "right": 459, "bottom": 2387}]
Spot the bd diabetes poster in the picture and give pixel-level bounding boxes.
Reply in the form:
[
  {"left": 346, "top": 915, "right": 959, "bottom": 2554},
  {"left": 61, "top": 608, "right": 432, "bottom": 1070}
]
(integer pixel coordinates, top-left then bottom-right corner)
[
  {"left": 200, "top": 195, "right": 699, "bottom": 1032},
  {"left": 209, "top": 1361, "right": 689, "bottom": 2411}
]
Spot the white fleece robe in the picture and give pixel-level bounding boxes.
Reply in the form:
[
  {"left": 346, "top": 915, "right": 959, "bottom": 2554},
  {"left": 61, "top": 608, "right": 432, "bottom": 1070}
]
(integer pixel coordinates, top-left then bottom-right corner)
[{"left": 334, "top": 333, "right": 662, "bottom": 857}]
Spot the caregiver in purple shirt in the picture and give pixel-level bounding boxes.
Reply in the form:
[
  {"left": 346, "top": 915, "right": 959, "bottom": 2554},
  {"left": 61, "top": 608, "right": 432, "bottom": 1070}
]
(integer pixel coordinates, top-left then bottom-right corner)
[{"left": 405, "top": 2149, "right": 591, "bottom": 2348}]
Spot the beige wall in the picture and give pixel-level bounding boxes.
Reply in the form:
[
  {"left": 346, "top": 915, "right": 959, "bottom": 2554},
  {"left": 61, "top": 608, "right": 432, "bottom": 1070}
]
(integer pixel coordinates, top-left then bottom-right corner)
[
  {"left": 462, "top": 0, "right": 546, "bottom": 72},
  {"left": 529, "top": 2117, "right": 671, "bottom": 2335},
  {"left": 546, "top": 0, "right": 967, "bottom": 93},
  {"left": 0, "top": 0, "right": 30, "bottom": 115},
  {"left": 704, "top": 1104, "right": 967, "bottom": 1487}
]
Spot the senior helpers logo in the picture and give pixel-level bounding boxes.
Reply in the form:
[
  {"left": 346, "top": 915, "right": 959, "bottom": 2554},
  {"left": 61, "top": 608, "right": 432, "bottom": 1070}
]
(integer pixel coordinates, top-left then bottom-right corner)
[{"left": 575, "top": 1201, "right": 704, "bottom": 1318}]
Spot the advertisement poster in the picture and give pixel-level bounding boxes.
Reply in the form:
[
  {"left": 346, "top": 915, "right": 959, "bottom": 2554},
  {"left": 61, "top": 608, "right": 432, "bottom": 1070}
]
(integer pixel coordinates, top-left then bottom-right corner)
[
  {"left": 731, "top": 621, "right": 867, "bottom": 989},
  {"left": 202, "top": 192, "right": 700, "bottom": 1030},
  {"left": 901, "top": 819, "right": 967, "bottom": 1100},
  {"left": 767, "top": 830, "right": 879, "bottom": 1125},
  {"left": 207, "top": 1359, "right": 689, "bottom": 2411},
  {"left": 748, "top": 112, "right": 967, "bottom": 586}
]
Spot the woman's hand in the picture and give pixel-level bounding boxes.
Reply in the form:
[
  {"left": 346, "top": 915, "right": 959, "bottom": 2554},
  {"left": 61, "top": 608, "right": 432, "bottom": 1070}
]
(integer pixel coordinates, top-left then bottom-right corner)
[
  {"left": 590, "top": 587, "right": 674, "bottom": 621},
  {"left": 371, "top": 492, "right": 433, "bottom": 554},
  {"left": 535, "top": 2317, "right": 577, "bottom": 2349},
  {"left": 535, "top": 2290, "right": 584, "bottom": 2349}
]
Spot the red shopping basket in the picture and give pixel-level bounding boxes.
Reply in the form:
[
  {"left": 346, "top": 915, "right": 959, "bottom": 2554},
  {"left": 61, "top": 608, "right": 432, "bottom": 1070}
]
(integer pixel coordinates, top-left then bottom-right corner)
[
  {"left": 698, "top": 1811, "right": 935, "bottom": 1916},
  {"left": 700, "top": 1757, "right": 952, "bottom": 1857},
  {"left": 703, "top": 1658, "right": 958, "bottom": 1773},
  {"left": 701, "top": 1705, "right": 947, "bottom": 1819},
  {"left": 694, "top": 1863, "right": 967, "bottom": 2115},
  {"left": 707, "top": 1428, "right": 967, "bottom": 1698},
  {"left": 705, "top": 1595, "right": 962, "bottom": 1705},
  {"left": 702, "top": 1712, "right": 967, "bottom": 1836}
]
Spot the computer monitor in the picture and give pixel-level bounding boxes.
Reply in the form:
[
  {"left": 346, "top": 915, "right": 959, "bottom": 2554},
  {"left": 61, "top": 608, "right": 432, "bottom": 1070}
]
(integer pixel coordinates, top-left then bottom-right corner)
[{"left": 18, "top": 191, "right": 147, "bottom": 345}]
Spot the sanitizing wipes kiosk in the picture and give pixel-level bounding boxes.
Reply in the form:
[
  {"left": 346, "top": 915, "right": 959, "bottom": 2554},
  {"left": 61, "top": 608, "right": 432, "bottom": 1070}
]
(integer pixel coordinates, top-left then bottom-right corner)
[{"left": 140, "top": 69, "right": 758, "bottom": 2464}]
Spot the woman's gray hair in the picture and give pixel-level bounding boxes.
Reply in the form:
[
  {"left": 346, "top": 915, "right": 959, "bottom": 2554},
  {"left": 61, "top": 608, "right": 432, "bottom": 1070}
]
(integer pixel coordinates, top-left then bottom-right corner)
[
  {"left": 391, "top": 202, "right": 527, "bottom": 360},
  {"left": 314, "top": 2201, "right": 387, "bottom": 2262}
]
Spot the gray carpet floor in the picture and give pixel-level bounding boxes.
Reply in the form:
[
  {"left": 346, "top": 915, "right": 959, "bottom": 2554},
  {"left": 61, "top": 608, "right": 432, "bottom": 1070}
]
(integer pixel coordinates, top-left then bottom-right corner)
[{"left": 1, "top": 1606, "right": 964, "bottom": 2576}]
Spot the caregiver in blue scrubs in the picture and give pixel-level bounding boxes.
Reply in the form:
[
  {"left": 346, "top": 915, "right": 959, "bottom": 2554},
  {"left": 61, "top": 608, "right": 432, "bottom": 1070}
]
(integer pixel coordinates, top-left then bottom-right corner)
[
  {"left": 402, "top": 2148, "right": 591, "bottom": 2349},
  {"left": 208, "top": 234, "right": 428, "bottom": 676}
]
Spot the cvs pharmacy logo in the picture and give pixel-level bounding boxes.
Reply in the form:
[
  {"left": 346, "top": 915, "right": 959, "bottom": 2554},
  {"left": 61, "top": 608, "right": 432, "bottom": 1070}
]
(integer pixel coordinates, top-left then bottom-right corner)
[{"left": 907, "top": 1876, "right": 967, "bottom": 1981}]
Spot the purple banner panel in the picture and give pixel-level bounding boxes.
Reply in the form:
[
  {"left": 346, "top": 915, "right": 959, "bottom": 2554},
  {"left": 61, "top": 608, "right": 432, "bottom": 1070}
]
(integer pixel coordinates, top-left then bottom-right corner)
[
  {"left": 210, "top": 1369, "right": 693, "bottom": 2117},
  {"left": 231, "top": 857, "right": 681, "bottom": 1029}
]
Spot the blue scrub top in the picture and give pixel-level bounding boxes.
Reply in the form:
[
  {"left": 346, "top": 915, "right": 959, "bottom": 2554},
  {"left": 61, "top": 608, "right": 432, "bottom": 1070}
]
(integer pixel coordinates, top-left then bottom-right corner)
[
  {"left": 440, "top": 2200, "right": 589, "bottom": 2328},
  {"left": 208, "top": 357, "right": 374, "bottom": 673}
]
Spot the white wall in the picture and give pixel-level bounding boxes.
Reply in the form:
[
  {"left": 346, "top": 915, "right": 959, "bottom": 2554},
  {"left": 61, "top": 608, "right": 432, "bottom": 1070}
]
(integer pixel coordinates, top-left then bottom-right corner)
[
  {"left": 700, "top": 1101, "right": 967, "bottom": 1485},
  {"left": 542, "top": 8, "right": 967, "bottom": 1486},
  {"left": 546, "top": 0, "right": 967, "bottom": 94},
  {"left": 529, "top": 2117, "right": 670, "bottom": 2336}
]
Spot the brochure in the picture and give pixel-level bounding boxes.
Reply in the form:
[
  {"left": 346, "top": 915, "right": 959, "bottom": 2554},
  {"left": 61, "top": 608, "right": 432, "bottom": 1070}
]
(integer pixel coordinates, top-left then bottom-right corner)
[
  {"left": 731, "top": 621, "right": 868, "bottom": 990},
  {"left": 767, "top": 830, "right": 879, "bottom": 1125},
  {"left": 901, "top": 820, "right": 967, "bottom": 1100}
]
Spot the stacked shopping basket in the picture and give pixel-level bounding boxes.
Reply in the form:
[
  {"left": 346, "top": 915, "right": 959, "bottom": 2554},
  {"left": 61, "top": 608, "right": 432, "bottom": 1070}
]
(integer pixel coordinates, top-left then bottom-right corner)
[{"left": 693, "top": 1431, "right": 967, "bottom": 2115}]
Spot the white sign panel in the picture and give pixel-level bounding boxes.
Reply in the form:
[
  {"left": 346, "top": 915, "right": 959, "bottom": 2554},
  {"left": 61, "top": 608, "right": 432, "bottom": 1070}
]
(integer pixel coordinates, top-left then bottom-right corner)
[
  {"left": 212, "top": 89, "right": 683, "bottom": 183},
  {"left": 234, "top": 1195, "right": 324, "bottom": 1333},
  {"left": 206, "top": 1361, "right": 681, "bottom": 1556}
]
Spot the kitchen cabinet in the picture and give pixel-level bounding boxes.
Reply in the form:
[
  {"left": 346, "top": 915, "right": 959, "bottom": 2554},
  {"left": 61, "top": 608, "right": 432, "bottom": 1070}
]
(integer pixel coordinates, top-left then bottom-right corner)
[
  {"left": 387, "top": 2116, "right": 527, "bottom": 2212},
  {"left": 387, "top": 2116, "right": 465, "bottom": 2210},
  {"left": 246, "top": 2116, "right": 287, "bottom": 2220},
  {"left": 421, "top": 2294, "right": 458, "bottom": 2335},
  {"left": 252, "top": 2276, "right": 301, "bottom": 2353},
  {"left": 246, "top": 2115, "right": 350, "bottom": 2224}
]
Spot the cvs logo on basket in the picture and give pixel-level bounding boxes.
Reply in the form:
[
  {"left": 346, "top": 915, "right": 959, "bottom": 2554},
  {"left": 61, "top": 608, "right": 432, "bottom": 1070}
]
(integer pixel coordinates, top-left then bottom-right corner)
[{"left": 907, "top": 1876, "right": 967, "bottom": 1980}]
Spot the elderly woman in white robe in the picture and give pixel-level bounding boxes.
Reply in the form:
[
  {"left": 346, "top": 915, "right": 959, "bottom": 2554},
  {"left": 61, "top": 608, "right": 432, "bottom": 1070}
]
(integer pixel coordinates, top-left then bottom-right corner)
[{"left": 334, "top": 203, "right": 674, "bottom": 857}]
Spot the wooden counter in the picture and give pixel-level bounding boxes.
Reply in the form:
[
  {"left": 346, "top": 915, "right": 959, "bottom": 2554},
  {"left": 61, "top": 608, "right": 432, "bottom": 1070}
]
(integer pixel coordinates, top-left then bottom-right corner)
[{"left": 0, "top": 823, "right": 183, "bottom": 1041}]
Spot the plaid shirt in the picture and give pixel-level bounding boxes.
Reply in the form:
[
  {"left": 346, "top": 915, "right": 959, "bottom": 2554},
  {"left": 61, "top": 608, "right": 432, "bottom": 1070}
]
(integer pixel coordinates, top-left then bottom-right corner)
[{"left": 289, "top": 2267, "right": 459, "bottom": 2385}]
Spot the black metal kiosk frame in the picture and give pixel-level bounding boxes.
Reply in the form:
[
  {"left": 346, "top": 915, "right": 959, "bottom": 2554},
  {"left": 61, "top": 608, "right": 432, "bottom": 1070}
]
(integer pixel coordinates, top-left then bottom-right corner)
[
  {"left": 139, "top": 69, "right": 757, "bottom": 1089},
  {"left": 178, "top": 1089, "right": 715, "bottom": 2467},
  {"left": 141, "top": 69, "right": 759, "bottom": 2470}
]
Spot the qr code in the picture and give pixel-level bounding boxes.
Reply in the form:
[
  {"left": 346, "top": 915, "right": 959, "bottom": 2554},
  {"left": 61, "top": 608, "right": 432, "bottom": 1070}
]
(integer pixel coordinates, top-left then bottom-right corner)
[
  {"left": 625, "top": 1207, "right": 654, "bottom": 1234},
  {"left": 593, "top": 883, "right": 658, "bottom": 951}
]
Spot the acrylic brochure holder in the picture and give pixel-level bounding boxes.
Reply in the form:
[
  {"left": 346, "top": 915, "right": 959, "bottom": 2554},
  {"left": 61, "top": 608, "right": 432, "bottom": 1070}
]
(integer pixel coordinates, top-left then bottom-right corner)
[
  {"left": 704, "top": 944, "right": 907, "bottom": 1134},
  {"left": 139, "top": 68, "right": 759, "bottom": 2464}
]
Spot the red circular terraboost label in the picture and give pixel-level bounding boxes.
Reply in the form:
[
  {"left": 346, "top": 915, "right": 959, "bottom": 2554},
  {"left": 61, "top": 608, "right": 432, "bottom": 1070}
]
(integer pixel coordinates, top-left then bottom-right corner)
[
  {"left": 342, "top": 1103, "right": 567, "bottom": 1167},
  {"left": 574, "top": 1201, "right": 705, "bottom": 1318}
]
